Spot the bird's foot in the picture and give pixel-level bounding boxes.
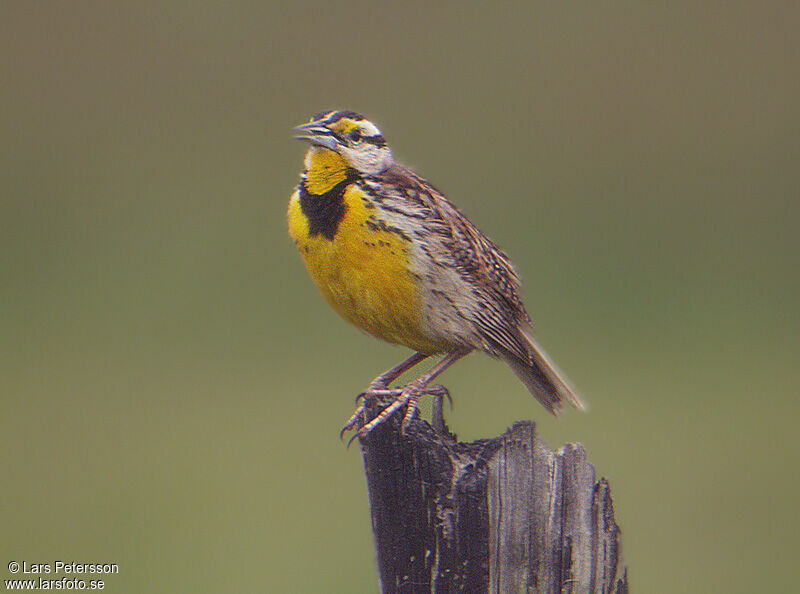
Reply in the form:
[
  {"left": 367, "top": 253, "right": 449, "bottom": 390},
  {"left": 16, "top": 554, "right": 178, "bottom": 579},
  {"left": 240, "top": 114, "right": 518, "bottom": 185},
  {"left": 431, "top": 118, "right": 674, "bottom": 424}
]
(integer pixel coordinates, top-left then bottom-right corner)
[
  {"left": 341, "top": 382, "right": 450, "bottom": 445},
  {"left": 340, "top": 384, "right": 401, "bottom": 440}
]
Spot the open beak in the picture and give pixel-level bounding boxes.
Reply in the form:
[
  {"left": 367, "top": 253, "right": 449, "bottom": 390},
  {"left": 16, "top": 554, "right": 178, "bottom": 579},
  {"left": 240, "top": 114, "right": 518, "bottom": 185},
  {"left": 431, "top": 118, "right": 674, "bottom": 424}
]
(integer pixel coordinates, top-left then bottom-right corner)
[{"left": 293, "top": 122, "right": 338, "bottom": 151}]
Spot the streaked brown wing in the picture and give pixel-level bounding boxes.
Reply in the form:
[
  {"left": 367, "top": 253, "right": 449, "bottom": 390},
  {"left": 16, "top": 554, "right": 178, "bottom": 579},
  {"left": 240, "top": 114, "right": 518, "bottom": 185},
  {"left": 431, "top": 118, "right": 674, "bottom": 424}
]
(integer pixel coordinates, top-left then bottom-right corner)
[{"left": 375, "top": 164, "right": 533, "bottom": 361}]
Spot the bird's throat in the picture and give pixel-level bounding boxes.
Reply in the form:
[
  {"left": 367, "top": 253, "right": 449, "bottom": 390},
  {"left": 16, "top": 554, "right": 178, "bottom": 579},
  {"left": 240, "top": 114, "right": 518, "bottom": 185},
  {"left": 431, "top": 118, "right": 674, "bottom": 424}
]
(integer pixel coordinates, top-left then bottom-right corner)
[
  {"left": 302, "top": 147, "right": 352, "bottom": 195},
  {"left": 299, "top": 147, "right": 358, "bottom": 241}
]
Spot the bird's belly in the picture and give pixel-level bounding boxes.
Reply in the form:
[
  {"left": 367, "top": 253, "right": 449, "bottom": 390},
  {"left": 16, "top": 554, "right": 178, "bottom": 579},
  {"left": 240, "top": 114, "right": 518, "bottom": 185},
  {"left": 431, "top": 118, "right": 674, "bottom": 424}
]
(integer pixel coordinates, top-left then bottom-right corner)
[{"left": 288, "top": 187, "right": 448, "bottom": 354}]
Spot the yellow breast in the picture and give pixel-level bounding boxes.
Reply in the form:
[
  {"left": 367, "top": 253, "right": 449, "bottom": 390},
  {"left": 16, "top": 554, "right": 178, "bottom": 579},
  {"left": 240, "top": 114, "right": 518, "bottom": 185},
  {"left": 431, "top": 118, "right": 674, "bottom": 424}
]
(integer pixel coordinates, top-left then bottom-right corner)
[{"left": 288, "top": 150, "right": 443, "bottom": 353}]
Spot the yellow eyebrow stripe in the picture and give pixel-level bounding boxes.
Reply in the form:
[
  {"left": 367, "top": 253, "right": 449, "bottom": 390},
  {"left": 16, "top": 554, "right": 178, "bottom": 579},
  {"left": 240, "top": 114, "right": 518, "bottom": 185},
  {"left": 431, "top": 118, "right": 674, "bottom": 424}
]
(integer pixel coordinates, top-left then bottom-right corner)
[{"left": 330, "top": 119, "right": 359, "bottom": 135}]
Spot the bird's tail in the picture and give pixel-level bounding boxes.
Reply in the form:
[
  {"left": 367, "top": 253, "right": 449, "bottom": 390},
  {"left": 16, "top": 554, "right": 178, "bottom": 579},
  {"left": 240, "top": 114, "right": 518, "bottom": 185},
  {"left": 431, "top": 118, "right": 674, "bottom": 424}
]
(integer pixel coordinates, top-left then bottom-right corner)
[{"left": 505, "top": 330, "right": 586, "bottom": 415}]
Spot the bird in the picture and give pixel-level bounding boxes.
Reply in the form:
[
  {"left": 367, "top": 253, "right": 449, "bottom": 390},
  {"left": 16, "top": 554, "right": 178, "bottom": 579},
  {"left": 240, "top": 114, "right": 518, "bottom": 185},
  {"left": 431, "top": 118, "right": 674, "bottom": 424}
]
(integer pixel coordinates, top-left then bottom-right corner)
[{"left": 287, "top": 110, "right": 585, "bottom": 440}]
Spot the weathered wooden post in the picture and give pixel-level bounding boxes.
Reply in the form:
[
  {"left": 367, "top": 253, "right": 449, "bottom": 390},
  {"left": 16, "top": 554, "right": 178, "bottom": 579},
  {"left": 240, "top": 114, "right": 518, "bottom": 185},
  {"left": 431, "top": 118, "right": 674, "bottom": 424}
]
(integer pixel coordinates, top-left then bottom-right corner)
[{"left": 360, "top": 410, "right": 627, "bottom": 593}]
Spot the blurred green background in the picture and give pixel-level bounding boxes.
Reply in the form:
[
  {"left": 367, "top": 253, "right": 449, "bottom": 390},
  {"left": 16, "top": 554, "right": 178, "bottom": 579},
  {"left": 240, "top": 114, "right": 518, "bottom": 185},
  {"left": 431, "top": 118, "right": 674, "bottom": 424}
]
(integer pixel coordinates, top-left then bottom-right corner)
[{"left": 2, "top": 2, "right": 798, "bottom": 592}]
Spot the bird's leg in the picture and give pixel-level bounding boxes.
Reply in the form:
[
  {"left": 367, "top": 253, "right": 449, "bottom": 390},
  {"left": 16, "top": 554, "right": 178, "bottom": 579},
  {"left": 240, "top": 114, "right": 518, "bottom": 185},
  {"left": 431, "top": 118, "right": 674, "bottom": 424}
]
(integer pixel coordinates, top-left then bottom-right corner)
[
  {"left": 357, "top": 352, "right": 429, "bottom": 400},
  {"left": 349, "top": 349, "right": 470, "bottom": 444},
  {"left": 342, "top": 352, "right": 429, "bottom": 438}
]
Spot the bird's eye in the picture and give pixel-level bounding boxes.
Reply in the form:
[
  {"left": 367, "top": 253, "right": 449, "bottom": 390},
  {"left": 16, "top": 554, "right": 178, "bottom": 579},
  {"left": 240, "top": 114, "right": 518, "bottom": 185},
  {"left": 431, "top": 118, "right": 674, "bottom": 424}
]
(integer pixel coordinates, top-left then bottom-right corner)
[{"left": 348, "top": 130, "right": 362, "bottom": 143}]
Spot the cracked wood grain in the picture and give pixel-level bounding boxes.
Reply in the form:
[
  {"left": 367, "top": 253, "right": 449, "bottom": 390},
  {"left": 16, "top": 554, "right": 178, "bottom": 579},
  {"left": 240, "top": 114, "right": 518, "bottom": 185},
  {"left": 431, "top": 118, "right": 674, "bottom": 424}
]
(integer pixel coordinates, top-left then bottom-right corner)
[{"left": 360, "top": 413, "right": 627, "bottom": 593}]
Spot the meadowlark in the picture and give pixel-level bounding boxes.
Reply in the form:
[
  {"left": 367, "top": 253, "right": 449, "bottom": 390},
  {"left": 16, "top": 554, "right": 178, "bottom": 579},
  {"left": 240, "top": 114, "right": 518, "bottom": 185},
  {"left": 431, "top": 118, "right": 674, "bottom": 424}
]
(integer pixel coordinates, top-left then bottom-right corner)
[{"left": 288, "top": 110, "right": 585, "bottom": 439}]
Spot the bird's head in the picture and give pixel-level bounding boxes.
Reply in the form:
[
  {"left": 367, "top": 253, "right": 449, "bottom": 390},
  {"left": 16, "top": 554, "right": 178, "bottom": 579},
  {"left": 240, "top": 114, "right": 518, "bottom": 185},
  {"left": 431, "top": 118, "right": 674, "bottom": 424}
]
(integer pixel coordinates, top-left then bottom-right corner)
[{"left": 294, "top": 111, "right": 393, "bottom": 176}]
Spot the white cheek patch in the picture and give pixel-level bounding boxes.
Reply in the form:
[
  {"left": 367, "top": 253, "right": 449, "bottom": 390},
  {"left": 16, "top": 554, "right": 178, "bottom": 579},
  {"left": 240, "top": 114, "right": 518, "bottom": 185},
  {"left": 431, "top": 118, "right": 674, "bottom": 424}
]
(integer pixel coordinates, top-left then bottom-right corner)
[{"left": 341, "top": 146, "right": 393, "bottom": 175}]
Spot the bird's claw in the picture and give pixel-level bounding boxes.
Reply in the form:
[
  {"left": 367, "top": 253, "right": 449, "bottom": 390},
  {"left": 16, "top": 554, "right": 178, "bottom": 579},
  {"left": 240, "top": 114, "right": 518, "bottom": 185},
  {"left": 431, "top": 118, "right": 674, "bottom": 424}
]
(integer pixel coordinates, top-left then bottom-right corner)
[
  {"left": 426, "top": 384, "right": 452, "bottom": 409},
  {"left": 341, "top": 382, "right": 451, "bottom": 446},
  {"left": 341, "top": 386, "right": 403, "bottom": 442}
]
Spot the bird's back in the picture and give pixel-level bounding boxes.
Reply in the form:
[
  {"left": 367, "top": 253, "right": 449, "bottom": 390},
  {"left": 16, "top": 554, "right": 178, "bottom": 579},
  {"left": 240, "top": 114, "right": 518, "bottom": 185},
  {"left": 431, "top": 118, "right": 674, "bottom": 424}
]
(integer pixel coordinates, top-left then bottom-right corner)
[{"left": 364, "top": 163, "right": 534, "bottom": 361}]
